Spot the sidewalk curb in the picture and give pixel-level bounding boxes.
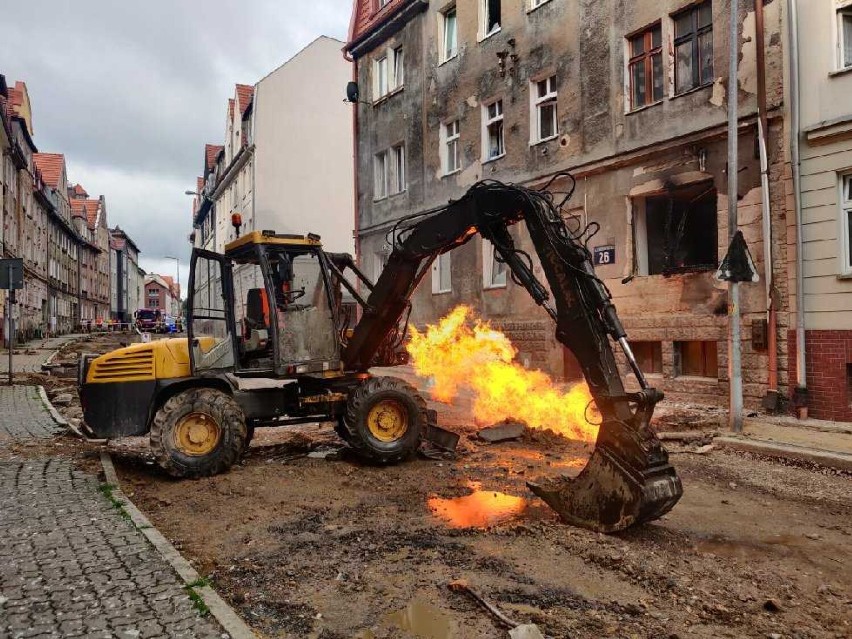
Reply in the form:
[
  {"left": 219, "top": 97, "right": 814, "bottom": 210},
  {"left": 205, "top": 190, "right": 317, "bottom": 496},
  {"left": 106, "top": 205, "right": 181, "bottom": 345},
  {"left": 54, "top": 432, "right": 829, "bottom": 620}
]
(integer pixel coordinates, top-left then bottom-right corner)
[
  {"left": 37, "top": 385, "right": 68, "bottom": 428},
  {"left": 100, "top": 452, "right": 257, "bottom": 639},
  {"left": 714, "top": 436, "right": 852, "bottom": 472}
]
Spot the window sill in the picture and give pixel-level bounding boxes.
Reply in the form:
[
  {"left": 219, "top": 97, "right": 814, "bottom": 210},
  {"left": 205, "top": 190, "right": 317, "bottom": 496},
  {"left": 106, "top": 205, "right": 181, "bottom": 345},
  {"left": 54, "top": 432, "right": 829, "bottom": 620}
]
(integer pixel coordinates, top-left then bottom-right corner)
[
  {"left": 484, "top": 282, "right": 508, "bottom": 290},
  {"left": 438, "top": 54, "right": 458, "bottom": 67},
  {"left": 527, "top": 0, "right": 554, "bottom": 14},
  {"left": 672, "top": 375, "right": 718, "bottom": 384},
  {"left": 388, "top": 189, "right": 407, "bottom": 199},
  {"left": 829, "top": 65, "right": 852, "bottom": 78},
  {"left": 432, "top": 289, "right": 452, "bottom": 296},
  {"left": 478, "top": 27, "right": 502, "bottom": 44},
  {"left": 441, "top": 169, "right": 462, "bottom": 178},
  {"left": 837, "top": 272, "right": 852, "bottom": 281},
  {"left": 671, "top": 83, "right": 713, "bottom": 101},
  {"left": 373, "top": 195, "right": 388, "bottom": 203},
  {"left": 482, "top": 153, "right": 506, "bottom": 165},
  {"left": 530, "top": 135, "right": 559, "bottom": 147},
  {"left": 626, "top": 100, "right": 663, "bottom": 116},
  {"left": 372, "top": 85, "right": 404, "bottom": 107}
]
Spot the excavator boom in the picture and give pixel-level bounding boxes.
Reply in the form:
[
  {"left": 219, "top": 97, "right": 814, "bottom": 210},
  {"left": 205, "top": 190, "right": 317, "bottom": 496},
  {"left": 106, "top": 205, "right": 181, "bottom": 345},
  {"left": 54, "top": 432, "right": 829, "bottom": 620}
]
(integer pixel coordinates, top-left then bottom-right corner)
[{"left": 343, "top": 175, "right": 682, "bottom": 532}]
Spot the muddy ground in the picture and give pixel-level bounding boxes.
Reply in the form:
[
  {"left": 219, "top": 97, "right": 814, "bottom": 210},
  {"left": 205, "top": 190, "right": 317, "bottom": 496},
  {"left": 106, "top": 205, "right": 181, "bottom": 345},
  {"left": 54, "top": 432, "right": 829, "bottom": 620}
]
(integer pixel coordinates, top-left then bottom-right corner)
[{"left": 17, "top": 335, "right": 852, "bottom": 638}]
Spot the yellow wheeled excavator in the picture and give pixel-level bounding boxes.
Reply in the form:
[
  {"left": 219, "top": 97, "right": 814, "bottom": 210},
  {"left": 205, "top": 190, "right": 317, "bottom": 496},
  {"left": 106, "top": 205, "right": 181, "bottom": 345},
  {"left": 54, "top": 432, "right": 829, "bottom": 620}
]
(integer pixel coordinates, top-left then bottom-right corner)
[{"left": 79, "top": 174, "right": 682, "bottom": 533}]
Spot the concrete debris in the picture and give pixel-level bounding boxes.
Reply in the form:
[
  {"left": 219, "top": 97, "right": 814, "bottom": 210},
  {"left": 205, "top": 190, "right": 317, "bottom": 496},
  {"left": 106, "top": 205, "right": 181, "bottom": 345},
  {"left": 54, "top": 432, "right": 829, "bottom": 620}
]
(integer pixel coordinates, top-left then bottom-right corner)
[
  {"left": 479, "top": 421, "right": 525, "bottom": 443},
  {"left": 509, "top": 625, "right": 546, "bottom": 639},
  {"left": 693, "top": 444, "right": 716, "bottom": 454},
  {"left": 50, "top": 393, "right": 73, "bottom": 406},
  {"left": 307, "top": 447, "right": 341, "bottom": 460}
]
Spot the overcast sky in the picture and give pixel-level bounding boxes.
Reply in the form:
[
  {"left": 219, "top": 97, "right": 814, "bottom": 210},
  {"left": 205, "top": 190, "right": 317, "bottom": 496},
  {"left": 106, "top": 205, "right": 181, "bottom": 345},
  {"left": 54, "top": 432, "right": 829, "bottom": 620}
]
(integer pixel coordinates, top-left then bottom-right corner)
[{"left": 1, "top": 0, "right": 351, "bottom": 296}]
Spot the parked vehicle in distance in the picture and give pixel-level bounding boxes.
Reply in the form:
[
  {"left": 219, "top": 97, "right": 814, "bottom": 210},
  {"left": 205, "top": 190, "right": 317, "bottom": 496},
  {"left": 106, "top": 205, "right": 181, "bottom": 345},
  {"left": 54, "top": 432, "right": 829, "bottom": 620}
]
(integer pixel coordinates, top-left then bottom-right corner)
[
  {"left": 162, "top": 315, "right": 178, "bottom": 334},
  {"left": 135, "top": 308, "right": 161, "bottom": 332}
]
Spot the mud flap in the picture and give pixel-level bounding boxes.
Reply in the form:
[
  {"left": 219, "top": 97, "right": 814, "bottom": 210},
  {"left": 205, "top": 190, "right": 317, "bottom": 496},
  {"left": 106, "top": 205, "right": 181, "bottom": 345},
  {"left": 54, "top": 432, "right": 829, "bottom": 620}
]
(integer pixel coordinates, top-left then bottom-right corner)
[{"left": 528, "top": 419, "right": 683, "bottom": 533}]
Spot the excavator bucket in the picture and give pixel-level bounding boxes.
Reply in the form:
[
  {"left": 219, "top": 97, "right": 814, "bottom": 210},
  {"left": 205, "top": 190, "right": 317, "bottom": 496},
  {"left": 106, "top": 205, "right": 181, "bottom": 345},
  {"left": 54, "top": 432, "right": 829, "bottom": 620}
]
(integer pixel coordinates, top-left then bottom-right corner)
[{"left": 528, "top": 416, "right": 683, "bottom": 533}]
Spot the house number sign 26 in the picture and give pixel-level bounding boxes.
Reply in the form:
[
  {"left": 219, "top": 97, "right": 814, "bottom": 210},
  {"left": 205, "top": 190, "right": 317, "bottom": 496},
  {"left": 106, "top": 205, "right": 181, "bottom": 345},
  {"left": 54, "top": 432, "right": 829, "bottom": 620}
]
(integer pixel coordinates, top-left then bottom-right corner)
[{"left": 594, "top": 245, "right": 616, "bottom": 266}]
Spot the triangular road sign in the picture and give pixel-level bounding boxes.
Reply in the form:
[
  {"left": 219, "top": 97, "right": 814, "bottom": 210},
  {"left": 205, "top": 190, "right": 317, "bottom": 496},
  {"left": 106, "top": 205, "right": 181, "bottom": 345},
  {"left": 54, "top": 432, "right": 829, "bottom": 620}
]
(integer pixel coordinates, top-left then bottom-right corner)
[{"left": 716, "top": 230, "right": 759, "bottom": 283}]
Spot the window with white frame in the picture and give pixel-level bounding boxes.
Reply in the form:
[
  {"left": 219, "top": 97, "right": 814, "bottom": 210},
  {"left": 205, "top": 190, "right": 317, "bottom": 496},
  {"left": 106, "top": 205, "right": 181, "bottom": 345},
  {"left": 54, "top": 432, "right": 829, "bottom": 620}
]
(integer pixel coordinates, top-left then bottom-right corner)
[
  {"left": 442, "top": 120, "right": 461, "bottom": 175},
  {"left": 479, "top": 0, "right": 501, "bottom": 40},
  {"left": 432, "top": 251, "right": 452, "bottom": 293},
  {"left": 392, "top": 45, "right": 404, "bottom": 89},
  {"left": 391, "top": 144, "right": 406, "bottom": 194},
  {"left": 374, "top": 55, "right": 388, "bottom": 100},
  {"left": 483, "top": 99, "right": 505, "bottom": 161},
  {"left": 440, "top": 7, "right": 458, "bottom": 62},
  {"left": 531, "top": 76, "right": 558, "bottom": 143},
  {"left": 374, "top": 150, "right": 388, "bottom": 200},
  {"left": 838, "top": 4, "right": 852, "bottom": 69},
  {"left": 483, "top": 239, "right": 508, "bottom": 288},
  {"left": 530, "top": 0, "right": 551, "bottom": 8},
  {"left": 841, "top": 173, "right": 852, "bottom": 274}
]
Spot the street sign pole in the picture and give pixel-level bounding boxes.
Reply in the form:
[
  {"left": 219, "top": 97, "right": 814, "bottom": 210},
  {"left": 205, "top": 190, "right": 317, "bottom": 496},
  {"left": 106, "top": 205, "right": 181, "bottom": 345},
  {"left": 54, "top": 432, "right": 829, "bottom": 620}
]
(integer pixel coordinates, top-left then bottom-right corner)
[
  {"left": 7, "top": 264, "right": 13, "bottom": 387},
  {"left": 728, "top": 0, "right": 744, "bottom": 432}
]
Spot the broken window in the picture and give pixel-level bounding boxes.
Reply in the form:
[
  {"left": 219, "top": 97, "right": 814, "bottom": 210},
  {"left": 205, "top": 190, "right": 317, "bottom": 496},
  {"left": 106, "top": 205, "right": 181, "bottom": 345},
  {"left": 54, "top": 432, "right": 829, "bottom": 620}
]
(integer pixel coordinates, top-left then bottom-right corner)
[
  {"left": 481, "top": 0, "right": 501, "bottom": 39},
  {"left": 483, "top": 239, "right": 508, "bottom": 288},
  {"left": 673, "top": 1, "right": 713, "bottom": 95},
  {"left": 441, "top": 7, "right": 458, "bottom": 62},
  {"left": 634, "top": 183, "right": 718, "bottom": 276},
  {"left": 841, "top": 174, "right": 852, "bottom": 274},
  {"left": 483, "top": 99, "right": 504, "bottom": 161},
  {"left": 628, "top": 23, "right": 663, "bottom": 110},
  {"left": 532, "top": 76, "right": 558, "bottom": 142},
  {"left": 631, "top": 341, "right": 663, "bottom": 374},
  {"left": 432, "top": 251, "right": 452, "bottom": 294},
  {"left": 840, "top": 6, "right": 852, "bottom": 69},
  {"left": 675, "top": 341, "right": 718, "bottom": 378},
  {"left": 443, "top": 119, "right": 461, "bottom": 175}
]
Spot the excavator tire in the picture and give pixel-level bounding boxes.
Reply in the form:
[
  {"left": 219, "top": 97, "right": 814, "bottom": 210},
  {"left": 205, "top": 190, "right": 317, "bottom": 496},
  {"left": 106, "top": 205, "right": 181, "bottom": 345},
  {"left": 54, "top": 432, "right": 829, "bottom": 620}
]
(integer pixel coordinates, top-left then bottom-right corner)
[
  {"left": 342, "top": 376, "right": 426, "bottom": 463},
  {"left": 150, "top": 388, "right": 247, "bottom": 478}
]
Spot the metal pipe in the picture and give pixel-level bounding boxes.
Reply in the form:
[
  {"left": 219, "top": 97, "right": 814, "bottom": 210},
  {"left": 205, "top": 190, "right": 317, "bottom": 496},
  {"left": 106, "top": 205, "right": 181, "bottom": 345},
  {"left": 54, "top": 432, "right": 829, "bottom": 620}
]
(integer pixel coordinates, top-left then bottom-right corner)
[
  {"left": 787, "top": 0, "right": 807, "bottom": 399},
  {"left": 754, "top": 0, "right": 779, "bottom": 400},
  {"left": 728, "top": 0, "right": 744, "bottom": 432}
]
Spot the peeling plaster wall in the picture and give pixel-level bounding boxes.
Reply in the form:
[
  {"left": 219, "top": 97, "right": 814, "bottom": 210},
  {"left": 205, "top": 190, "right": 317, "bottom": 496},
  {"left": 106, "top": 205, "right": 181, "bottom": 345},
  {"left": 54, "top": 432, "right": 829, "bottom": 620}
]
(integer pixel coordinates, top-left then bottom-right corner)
[{"left": 354, "top": 0, "right": 790, "bottom": 408}]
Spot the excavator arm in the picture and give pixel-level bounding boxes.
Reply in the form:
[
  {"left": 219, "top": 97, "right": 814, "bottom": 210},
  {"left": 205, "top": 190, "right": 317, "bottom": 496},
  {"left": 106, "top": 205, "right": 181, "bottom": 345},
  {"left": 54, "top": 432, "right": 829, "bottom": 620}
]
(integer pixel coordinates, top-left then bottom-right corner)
[{"left": 342, "top": 176, "right": 683, "bottom": 532}]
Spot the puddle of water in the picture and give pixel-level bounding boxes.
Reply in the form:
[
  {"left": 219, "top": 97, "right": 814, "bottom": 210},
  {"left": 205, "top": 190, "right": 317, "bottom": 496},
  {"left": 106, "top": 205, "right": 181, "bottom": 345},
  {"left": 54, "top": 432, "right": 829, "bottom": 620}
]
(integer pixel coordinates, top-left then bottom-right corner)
[
  {"left": 383, "top": 598, "right": 457, "bottom": 639},
  {"left": 428, "top": 483, "right": 528, "bottom": 528}
]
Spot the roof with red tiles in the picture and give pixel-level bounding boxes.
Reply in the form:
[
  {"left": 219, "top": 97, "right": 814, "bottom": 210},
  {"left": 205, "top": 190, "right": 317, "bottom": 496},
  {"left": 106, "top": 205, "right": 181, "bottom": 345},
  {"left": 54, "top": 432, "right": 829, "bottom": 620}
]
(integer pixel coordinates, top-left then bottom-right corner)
[
  {"left": 33, "top": 153, "right": 65, "bottom": 190},
  {"left": 235, "top": 84, "right": 254, "bottom": 117},
  {"left": 205, "top": 144, "right": 223, "bottom": 171},
  {"left": 70, "top": 198, "right": 100, "bottom": 228},
  {"left": 71, "top": 183, "right": 88, "bottom": 198},
  {"left": 347, "top": 0, "right": 408, "bottom": 51}
]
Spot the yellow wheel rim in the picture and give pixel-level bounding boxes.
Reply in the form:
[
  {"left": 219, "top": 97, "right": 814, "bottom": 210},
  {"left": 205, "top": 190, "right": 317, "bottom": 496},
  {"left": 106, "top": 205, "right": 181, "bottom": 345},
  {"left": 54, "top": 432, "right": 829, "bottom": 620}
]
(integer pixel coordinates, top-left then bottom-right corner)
[
  {"left": 366, "top": 399, "right": 408, "bottom": 442},
  {"left": 174, "top": 412, "right": 221, "bottom": 456}
]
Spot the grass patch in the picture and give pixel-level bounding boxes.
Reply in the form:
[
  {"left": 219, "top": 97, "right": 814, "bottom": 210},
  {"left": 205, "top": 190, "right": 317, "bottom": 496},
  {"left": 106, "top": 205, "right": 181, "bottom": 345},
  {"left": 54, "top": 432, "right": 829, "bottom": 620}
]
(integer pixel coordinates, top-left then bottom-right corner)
[
  {"left": 98, "top": 483, "right": 131, "bottom": 521},
  {"left": 187, "top": 576, "right": 212, "bottom": 589},
  {"left": 185, "top": 585, "right": 210, "bottom": 616}
]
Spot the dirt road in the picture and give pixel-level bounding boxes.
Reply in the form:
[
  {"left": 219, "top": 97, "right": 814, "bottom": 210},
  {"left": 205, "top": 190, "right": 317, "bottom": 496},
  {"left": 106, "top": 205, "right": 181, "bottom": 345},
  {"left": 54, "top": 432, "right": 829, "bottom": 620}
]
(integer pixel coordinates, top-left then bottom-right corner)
[{"left": 115, "top": 417, "right": 851, "bottom": 639}]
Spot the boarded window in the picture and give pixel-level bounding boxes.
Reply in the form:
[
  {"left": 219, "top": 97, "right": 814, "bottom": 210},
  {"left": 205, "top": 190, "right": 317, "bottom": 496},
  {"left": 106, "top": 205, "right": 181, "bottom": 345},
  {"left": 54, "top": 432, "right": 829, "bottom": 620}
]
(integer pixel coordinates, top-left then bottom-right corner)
[
  {"left": 675, "top": 340, "right": 718, "bottom": 378},
  {"left": 631, "top": 341, "right": 663, "bottom": 374}
]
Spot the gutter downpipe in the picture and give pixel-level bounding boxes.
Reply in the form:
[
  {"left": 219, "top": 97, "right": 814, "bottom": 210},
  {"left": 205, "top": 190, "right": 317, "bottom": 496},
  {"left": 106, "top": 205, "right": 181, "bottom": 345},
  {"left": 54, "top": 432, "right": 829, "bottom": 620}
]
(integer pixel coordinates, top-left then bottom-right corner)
[
  {"left": 344, "top": 52, "right": 360, "bottom": 269},
  {"left": 754, "top": 0, "right": 779, "bottom": 406},
  {"left": 787, "top": 0, "right": 808, "bottom": 415}
]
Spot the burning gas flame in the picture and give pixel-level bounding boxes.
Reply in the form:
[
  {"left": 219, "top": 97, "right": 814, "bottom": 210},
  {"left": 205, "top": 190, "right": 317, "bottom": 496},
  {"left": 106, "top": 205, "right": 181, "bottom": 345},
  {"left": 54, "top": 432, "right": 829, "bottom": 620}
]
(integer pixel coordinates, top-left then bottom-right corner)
[{"left": 407, "top": 306, "right": 599, "bottom": 443}]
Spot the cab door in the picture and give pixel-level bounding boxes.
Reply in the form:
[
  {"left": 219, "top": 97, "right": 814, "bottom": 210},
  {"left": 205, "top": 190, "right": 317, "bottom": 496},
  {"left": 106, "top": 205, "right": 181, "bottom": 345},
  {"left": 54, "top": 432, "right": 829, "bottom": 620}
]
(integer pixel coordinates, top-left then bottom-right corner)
[{"left": 188, "top": 249, "right": 236, "bottom": 375}]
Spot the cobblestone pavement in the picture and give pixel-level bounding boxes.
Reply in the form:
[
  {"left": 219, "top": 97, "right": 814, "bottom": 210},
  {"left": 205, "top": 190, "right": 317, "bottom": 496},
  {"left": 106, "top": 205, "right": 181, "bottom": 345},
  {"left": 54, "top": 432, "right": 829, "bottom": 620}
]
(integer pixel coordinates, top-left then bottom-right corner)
[
  {"left": 0, "top": 354, "right": 228, "bottom": 639},
  {"left": 0, "top": 334, "right": 85, "bottom": 374},
  {"left": 0, "top": 459, "right": 225, "bottom": 639},
  {"left": 0, "top": 386, "right": 61, "bottom": 440}
]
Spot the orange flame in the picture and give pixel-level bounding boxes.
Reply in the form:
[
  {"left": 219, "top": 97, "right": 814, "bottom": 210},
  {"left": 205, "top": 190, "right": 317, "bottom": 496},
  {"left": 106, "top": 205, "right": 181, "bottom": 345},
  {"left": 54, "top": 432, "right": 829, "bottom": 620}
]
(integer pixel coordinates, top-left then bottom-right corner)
[{"left": 407, "top": 305, "right": 599, "bottom": 443}]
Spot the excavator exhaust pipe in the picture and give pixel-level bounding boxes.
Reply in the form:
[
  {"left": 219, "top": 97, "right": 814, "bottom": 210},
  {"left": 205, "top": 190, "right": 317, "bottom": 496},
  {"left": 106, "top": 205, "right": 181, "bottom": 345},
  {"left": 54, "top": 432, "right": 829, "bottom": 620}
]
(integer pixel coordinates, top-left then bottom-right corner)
[{"left": 528, "top": 404, "right": 683, "bottom": 533}]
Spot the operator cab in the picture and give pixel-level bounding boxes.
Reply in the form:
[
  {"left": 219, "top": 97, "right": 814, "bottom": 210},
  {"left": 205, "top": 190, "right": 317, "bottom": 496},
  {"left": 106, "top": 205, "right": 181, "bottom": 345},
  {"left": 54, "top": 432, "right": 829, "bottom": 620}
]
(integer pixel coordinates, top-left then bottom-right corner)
[{"left": 188, "top": 231, "right": 343, "bottom": 378}]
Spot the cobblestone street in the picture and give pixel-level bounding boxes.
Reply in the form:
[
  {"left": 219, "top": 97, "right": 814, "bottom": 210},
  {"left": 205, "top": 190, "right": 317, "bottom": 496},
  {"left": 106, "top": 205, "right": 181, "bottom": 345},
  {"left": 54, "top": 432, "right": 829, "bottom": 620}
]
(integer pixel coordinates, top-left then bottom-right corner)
[
  {"left": 0, "top": 334, "right": 85, "bottom": 375},
  {"left": 0, "top": 344, "right": 227, "bottom": 639}
]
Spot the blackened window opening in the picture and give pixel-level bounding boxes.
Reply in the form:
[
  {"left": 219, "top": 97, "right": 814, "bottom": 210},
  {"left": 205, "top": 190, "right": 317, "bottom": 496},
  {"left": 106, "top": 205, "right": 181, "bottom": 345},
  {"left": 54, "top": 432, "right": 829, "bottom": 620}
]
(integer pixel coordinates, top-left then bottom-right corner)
[
  {"left": 646, "top": 184, "right": 718, "bottom": 275},
  {"left": 487, "top": 0, "right": 501, "bottom": 34}
]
